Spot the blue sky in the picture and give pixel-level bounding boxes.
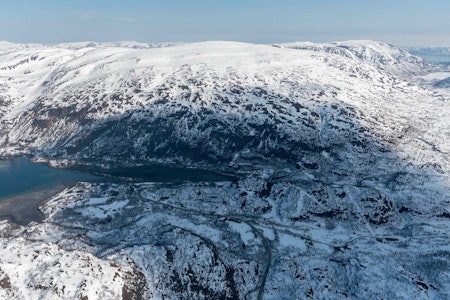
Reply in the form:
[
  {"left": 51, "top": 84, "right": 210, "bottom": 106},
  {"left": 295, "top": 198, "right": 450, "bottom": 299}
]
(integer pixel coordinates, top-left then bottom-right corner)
[{"left": 1, "top": 0, "right": 449, "bottom": 46}]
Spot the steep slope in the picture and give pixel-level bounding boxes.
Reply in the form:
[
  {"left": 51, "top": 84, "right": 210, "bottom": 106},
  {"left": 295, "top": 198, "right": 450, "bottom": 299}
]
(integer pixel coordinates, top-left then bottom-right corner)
[
  {"left": 1, "top": 41, "right": 445, "bottom": 171},
  {"left": 433, "top": 76, "right": 450, "bottom": 88},
  {"left": 0, "top": 45, "right": 93, "bottom": 121}
]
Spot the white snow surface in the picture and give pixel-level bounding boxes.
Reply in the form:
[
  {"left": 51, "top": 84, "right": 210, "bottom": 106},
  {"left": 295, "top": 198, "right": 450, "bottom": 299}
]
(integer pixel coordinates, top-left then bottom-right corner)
[
  {"left": 0, "top": 40, "right": 448, "bottom": 171},
  {"left": 0, "top": 222, "right": 135, "bottom": 300}
]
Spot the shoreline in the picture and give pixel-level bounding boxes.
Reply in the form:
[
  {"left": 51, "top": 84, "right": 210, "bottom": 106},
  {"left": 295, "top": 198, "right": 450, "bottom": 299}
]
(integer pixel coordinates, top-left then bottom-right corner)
[{"left": 0, "top": 185, "right": 66, "bottom": 225}]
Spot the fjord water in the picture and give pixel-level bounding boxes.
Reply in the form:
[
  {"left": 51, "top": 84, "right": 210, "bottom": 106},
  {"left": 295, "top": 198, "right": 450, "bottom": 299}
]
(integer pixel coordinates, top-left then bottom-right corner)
[
  {"left": 0, "top": 157, "right": 236, "bottom": 201},
  {"left": 0, "top": 157, "right": 234, "bottom": 225},
  {"left": 0, "top": 157, "right": 98, "bottom": 201}
]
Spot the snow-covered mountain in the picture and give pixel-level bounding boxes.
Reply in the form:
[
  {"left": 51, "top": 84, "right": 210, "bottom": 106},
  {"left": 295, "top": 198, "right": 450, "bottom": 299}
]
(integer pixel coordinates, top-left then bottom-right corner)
[
  {"left": 0, "top": 40, "right": 449, "bottom": 299},
  {"left": 277, "top": 40, "right": 440, "bottom": 76},
  {"left": 0, "top": 41, "right": 446, "bottom": 168}
]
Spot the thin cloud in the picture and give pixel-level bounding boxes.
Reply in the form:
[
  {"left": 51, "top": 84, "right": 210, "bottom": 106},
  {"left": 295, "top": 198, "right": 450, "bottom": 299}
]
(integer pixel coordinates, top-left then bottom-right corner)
[
  {"left": 74, "top": 11, "right": 96, "bottom": 20},
  {"left": 116, "top": 17, "right": 137, "bottom": 23}
]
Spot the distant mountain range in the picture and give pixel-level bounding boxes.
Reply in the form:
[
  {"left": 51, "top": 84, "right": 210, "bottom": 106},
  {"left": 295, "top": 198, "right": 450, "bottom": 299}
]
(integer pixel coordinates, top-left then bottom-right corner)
[
  {"left": 406, "top": 46, "right": 450, "bottom": 56},
  {"left": 404, "top": 46, "right": 450, "bottom": 64}
]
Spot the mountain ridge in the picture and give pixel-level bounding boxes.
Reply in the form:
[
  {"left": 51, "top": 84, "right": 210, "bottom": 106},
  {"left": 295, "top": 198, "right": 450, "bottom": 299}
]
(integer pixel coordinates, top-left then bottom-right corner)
[{"left": 0, "top": 40, "right": 440, "bottom": 170}]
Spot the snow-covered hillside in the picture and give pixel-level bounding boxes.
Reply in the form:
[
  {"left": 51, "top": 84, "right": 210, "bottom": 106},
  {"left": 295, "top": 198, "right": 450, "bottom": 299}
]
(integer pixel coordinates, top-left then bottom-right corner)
[
  {"left": 434, "top": 76, "right": 450, "bottom": 88},
  {"left": 0, "top": 40, "right": 450, "bottom": 299},
  {"left": 278, "top": 40, "right": 440, "bottom": 76},
  {"left": 0, "top": 41, "right": 447, "bottom": 169}
]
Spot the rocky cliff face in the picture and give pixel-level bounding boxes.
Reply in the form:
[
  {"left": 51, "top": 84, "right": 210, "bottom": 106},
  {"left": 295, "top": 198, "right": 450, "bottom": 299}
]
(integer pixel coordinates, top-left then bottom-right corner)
[{"left": 0, "top": 41, "right": 449, "bottom": 299}]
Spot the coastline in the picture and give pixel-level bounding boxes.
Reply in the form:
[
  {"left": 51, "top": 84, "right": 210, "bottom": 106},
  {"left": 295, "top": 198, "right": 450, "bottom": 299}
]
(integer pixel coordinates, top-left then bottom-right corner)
[{"left": 0, "top": 184, "right": 66, "bottom": 225}]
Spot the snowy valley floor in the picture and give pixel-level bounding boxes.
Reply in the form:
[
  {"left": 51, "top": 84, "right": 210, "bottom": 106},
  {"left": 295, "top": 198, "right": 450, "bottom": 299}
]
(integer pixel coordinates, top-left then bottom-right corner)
[{"left": 1, "top": 172, "right": 450, "bottom": 299}]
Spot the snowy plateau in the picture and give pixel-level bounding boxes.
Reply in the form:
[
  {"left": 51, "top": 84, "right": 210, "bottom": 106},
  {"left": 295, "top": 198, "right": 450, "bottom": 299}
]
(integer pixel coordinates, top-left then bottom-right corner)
[{"left": 0, "top": 40, "right": 450, "bottom": 299}]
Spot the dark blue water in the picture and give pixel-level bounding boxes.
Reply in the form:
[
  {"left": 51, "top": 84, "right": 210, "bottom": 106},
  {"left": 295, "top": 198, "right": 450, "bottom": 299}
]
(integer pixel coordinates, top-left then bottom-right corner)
[
  {"left": 0, "top": 157, "right": 236, "bottom": 224},
  {"left": 0, "top": 157, "right": 236, "bottom": 201},
  {"left": 0, "top": 157, "right": 99, "bottom": 200}
]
